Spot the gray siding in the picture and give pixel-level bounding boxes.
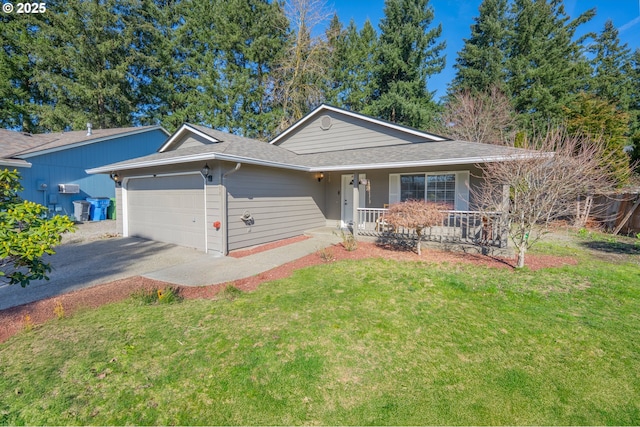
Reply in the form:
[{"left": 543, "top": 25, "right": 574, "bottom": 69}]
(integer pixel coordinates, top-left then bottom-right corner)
[
  {"left": 276, "top": 111, "right": 428, "bottom": 154},
  {"left": 174, "top": 134, "right": 216, "bottom": 150},
  {"left": 226, "top": 164, "right": 325, "bottom": 251}
]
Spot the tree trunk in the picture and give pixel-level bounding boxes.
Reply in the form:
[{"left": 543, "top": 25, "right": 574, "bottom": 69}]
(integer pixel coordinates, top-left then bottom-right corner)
[
  {"left": 516, "top": 245, "right": 526, "bottom": 268},
  {"left": 416, "top": 230, "right": 422, "bottom": 255}
]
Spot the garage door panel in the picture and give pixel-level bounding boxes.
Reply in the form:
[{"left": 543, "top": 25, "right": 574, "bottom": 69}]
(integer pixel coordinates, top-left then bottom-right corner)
[{"left": 127, "top": 175, "right": 205, "bottom": 250}]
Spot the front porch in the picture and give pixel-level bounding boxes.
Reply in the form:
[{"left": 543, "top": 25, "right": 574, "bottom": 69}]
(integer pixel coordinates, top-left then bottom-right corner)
[{"left": 355, "top": 208, "right": 508, "bottom": 249}]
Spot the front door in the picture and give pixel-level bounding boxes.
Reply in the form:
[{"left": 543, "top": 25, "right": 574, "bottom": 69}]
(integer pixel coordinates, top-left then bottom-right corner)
[{"left": 341, "top": 174, "right": 366, "bottom": 227}]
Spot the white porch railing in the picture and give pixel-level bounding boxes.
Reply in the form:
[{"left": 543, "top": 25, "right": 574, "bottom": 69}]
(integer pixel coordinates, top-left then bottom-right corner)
[{"left": 356, "top": 208, "right": 508, "bottom": 248}]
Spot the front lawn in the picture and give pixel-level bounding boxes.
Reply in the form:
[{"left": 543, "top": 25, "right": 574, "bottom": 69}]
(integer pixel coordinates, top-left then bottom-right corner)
[{"left": 1, "top": 237, "right": 639, "bottom": 425}]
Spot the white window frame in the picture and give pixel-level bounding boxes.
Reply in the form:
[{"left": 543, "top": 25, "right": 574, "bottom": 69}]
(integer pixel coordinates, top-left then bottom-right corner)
[{"left": 389, "top": 171, "right": 469, "bottom": 210}]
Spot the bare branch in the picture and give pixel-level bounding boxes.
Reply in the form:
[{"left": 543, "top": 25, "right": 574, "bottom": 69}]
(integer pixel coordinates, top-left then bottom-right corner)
[
  {"left": 442, "top": 86, "right": 517, "bottom": 145},
  {"left": 473, "top": 128, "right": 622, "bottom": 267},
  {"left": 271, "top": 0, "right": 333, "bottom": 133}
]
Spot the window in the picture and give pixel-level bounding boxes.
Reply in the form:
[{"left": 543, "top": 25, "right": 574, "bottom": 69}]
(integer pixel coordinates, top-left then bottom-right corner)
[
  {"left": 390, "top": 172, "right": 467, "bottom": 210},
  {"left": 400, "top": 175, "right": 425, "bottom": 201},
  {"left": 426, "top": 174, "right": 455, "bottom": 207}
]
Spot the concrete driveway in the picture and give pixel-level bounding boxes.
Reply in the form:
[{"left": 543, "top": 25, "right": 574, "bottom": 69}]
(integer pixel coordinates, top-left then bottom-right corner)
[
  {"left": 0, "top": 221, "right": 340, "bottom": 311},
  {"left": 0, "top": 235, "right": 218, "bottom": 311}
]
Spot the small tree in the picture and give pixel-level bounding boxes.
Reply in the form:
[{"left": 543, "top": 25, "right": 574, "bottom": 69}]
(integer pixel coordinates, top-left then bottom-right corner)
[
  {"left": 0, "top": 169, "right": 75, "bottom": 286},
  {"left": 473, "top": 128, "right": 621, "bottom": 268},
  {"left": 385, "top": 200, "right": 447, "bottom": 255},
  {"left": 441, "top": 86, "right": 517, "bottom": 145}
]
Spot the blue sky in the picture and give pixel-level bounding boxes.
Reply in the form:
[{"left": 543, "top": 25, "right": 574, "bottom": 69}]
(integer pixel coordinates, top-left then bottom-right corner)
[{"left": 328, "top": 0, "right": 640, "bottom": 100}]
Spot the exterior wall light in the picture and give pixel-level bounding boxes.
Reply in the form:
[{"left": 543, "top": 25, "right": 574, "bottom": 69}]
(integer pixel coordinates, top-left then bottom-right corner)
[
  {"left": 201, "top": 163, "right": 210, "bottom": 178},
  {"left": 316, "top": 172, "right": 324, "bottom": 182}
]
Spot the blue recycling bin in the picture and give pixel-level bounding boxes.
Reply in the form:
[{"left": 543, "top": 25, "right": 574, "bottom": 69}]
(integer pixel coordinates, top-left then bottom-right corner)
[{"left": 86, "top": 197, "right": 110, "bottom": 221}]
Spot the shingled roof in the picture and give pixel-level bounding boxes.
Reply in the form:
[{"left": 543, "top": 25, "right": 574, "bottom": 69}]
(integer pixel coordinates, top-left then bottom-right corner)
[
  {"left": 0, "top": 126, "right": 167, "bottom": 168},
  {"left": 88, "top": 120, "right": 541, "bottom": 175}
]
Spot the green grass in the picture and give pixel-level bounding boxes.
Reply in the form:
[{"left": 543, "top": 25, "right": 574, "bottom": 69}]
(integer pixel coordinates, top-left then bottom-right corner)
[{"left": 1, "top": 237, "right": 639, "bottom": 425}]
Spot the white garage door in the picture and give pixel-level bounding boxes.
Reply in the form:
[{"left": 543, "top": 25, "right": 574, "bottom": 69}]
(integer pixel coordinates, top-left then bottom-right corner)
[{"left": 127, "top": 174, "right": 205, "bottom": 250}]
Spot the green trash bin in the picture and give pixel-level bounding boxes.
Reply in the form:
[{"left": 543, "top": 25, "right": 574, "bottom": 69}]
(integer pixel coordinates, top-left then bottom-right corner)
[{"left": 107, "top": 198, "right": 116, "bottom": 220}]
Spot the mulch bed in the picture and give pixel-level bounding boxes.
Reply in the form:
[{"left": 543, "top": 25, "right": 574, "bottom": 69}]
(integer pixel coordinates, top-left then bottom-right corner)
[{"left": 0, "top": 240, "right": 577, "bottom": 343}]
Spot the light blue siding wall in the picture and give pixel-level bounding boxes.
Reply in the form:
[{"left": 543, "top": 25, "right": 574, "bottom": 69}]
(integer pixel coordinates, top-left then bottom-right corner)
[{"left": 16, "top": 129, "right": 167, "bottom": 219}]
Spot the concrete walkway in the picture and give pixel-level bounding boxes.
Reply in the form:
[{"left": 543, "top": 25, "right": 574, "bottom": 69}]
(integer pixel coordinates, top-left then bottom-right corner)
[
  {"left": 142, "top": 230, "right": 340, "bottom": 286},
  {"left": 0, "top": 222, "right": 341, "bottom": 311}
]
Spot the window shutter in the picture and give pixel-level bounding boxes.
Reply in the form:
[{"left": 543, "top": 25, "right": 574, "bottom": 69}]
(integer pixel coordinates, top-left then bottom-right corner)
[
  {"left": 388, "top": 174, "right": 400, "bottom": 204},
  {"left": 454, "top": 171, "right": 470, "bottom": 211}
]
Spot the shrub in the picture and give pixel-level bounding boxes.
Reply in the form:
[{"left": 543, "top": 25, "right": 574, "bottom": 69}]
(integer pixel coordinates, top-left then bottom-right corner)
[
  {"left": 385, "top": 201, "right": 448, "bottom": 255},
  {"left": 131, "top": 287, "right": 182, "bottom": 305},
  {"left": 335, "top": 229, "right": 358, "bottom": 251}
]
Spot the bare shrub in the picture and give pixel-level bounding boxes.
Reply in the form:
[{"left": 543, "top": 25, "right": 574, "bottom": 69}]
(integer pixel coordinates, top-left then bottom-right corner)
[
  {"left": 442, "top": 86, "right": 517, "bottom": 145},
  {"left": 473, "top": 128, "right": 621, "bottom": 268},
  {"left": 385, "top": 201, "right": 448, "bottom": 255}
]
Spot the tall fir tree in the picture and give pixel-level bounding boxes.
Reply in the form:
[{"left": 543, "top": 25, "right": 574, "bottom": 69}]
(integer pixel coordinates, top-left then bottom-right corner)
[
  {"left": 28, "top": 0, "right": 150, "bottom": 130},
  {"left": 0, "top": 11, "right": 51, "bottom": 132},
  {"left": 450, "top": 0, "right": 510, "bottom": 94},
  {"left": 209, "top": 0, "right": 288, "bottom": 139},
  {"left": 365, "top": 0, "right": 445, "bottom": 129},
  {"left": 135, "top": 0, "right": 204, "bottom": 132},
  {"left": 588, "top": 20, "right": 633, "bottom": 112},
  {"left": 325, "top": 18, "right": 377, "bottom": 112},
  {"left": 506, "top": 0, "right": 594, "bottom": 130},
  {"left": 628, "top": 49, "right": 640, "bottom": 170}
]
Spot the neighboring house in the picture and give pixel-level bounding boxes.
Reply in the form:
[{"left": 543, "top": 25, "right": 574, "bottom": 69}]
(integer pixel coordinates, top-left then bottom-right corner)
[
  {"left": 0, "top": 125, "right": 169, "bottom": 218},
  {"left": 88, "top": 104, "right": 528, "bottom": 255}
]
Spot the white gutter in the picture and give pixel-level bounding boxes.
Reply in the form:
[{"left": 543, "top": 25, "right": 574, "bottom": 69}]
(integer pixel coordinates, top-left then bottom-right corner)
[
  {"left": 86, "top": 152, "right": 309, "bottom": 174},
  {"left": 306, "top": 153, "right": 555, "bottom": 172},
  {"left": 0, "top": 159, "right": 32, "bottom": 168},
  {"left": 88, "top": 152, "right": 552, "bottom": 176}
]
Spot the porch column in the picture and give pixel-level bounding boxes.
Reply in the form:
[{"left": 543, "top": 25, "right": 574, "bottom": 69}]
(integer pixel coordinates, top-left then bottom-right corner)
[{"left": 352, "top": 172, "right": 359, "bottom": 238}]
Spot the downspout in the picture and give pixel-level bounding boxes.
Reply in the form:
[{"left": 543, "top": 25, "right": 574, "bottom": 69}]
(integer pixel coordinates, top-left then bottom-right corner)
[{"left": 221, "top": 163, "right": 242, "bottom": 255}]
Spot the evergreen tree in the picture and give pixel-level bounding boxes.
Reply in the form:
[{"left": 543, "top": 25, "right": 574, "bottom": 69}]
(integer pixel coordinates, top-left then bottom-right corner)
[
  {"left": 366, "top": 0, "right": 445, "bottom": 129},
  {"left": 450, "top": 0, "right": 510, "bottom": 94},
  {"left": 564, "top": 93, "right": 631, "bottom": 184},
  {"left": 0, "top": 12, "right": 50, "bottom": 132},
  {"left": 588, "top": 20, "right": 633, "bottom": 111},
  {"left": 506, "top": 0, "right": 594, "bottom": 130},
  {"left": 135, "top": 0, "right": 203, "bottom": 132},
  {"left": 28, "top": 0, "right": 149, "bottom": 130},
  {"left": 628, "top": 49, "right": 640, "bottom": 171},
  {"left": 208, "top": 0, "right": 288, "bottom": 139},
  {"left": 325, "top": 18, "right": 377, "bottom": 112}
]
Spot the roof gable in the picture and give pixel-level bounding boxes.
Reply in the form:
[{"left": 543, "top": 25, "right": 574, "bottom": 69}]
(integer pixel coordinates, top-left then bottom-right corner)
[
  {"left": 270, "top": 104, "right": 449, "bottom": 154},
  {"left": 158, "top": 124, "right": 221, "bottom": 152}
]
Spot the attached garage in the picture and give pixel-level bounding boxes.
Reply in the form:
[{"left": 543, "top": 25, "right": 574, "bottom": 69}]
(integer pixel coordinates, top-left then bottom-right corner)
[{"left": 125, "top": 173, "right": 206, "bottom": 250}]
